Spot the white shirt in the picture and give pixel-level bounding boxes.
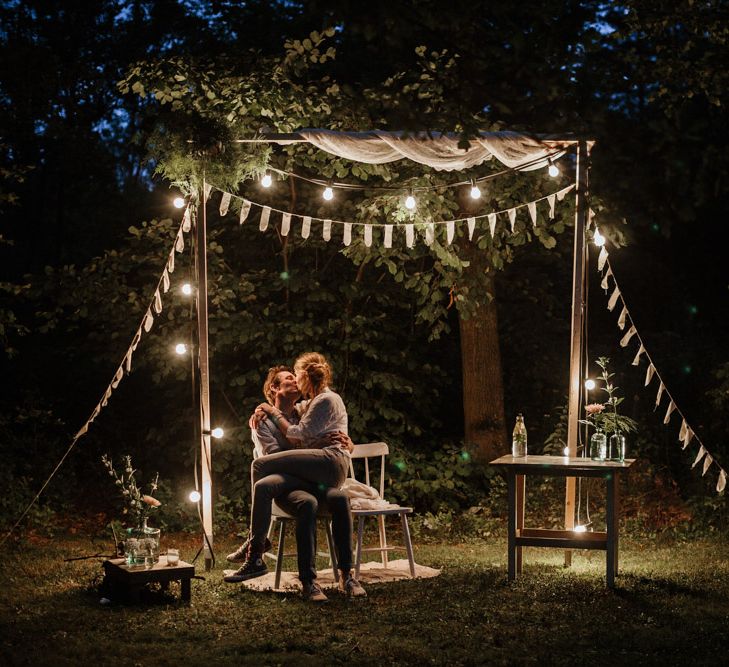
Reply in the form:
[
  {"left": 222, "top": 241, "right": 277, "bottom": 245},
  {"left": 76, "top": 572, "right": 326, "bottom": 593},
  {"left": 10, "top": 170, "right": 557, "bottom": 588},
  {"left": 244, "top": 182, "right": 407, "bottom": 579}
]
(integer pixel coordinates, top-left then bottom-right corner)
[{"left": 285, "top": 388, "right": 348, "bottom": 447}]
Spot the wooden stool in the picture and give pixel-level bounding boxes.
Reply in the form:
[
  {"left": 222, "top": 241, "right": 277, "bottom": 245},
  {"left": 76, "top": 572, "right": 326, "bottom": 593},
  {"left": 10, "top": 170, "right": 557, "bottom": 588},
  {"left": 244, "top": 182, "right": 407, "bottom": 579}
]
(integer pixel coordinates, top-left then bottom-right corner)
[{"left": 102, "top": 556, "right": 195, "bottom": 603}]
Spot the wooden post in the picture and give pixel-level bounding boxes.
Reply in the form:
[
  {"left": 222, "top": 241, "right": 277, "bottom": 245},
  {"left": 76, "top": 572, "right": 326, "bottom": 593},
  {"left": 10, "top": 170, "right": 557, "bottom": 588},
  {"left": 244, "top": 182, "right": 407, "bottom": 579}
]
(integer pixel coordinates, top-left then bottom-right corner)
[
  {"left": 197, "top": 178, "right": 214, "bottom": 571},
  {"left": 564, "top": 140, "right": 590, "bottom": 566}
]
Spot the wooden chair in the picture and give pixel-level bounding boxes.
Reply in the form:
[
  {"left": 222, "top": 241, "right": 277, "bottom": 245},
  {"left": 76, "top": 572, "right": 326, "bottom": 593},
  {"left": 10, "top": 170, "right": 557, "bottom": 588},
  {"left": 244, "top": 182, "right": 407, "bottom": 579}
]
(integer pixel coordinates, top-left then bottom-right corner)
[
  {"left": 349, "top": 442, "right": 416, "bottom": 578},
  {"left": 251, "top": 431, "right": 339, "bottom": 589}
]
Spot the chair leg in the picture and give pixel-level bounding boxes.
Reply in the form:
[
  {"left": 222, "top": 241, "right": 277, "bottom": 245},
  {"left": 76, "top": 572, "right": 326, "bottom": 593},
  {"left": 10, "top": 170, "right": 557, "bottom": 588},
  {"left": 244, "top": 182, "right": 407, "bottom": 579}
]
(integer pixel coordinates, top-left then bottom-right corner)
[
  {"left": 324, "top": 519, "right": 339, "bottom": 584},
  {"left": 377, "top": 515, "right": 389, "bottom": 567},
  {"left": 274, "top": 520, "right": 286, "bottom": 590},
  {"left": 400, "top": 513, "right": 416, "bottom": 578},
  {"left": 355, "top": 516, "right": 365, "bottom": 580}
]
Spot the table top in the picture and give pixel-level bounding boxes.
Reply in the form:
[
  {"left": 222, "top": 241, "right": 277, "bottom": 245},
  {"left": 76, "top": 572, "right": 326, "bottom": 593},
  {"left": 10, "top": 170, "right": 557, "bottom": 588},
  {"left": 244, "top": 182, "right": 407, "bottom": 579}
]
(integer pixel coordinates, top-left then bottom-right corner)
[
  {"left": 104, "top": 556, "right": 195, "bottom": 575},
  {"left": 490, "top": 454, "right": 635, "bottom": 471}
]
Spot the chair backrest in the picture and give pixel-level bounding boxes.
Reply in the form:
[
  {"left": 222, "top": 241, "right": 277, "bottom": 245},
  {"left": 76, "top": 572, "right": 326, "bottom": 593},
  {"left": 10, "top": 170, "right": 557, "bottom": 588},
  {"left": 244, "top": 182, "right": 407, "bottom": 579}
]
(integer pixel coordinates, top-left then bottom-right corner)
[{"left": 349, "top": 442, "right": 389, "bottom": 499}]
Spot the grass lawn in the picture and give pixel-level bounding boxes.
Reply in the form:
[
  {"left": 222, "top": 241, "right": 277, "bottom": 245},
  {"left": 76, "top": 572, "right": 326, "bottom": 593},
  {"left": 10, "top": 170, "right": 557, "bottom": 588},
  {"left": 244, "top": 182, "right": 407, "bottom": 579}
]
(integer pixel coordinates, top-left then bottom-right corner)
[{"left": 1, "top": 530, "right": 728, "bottom": 665}]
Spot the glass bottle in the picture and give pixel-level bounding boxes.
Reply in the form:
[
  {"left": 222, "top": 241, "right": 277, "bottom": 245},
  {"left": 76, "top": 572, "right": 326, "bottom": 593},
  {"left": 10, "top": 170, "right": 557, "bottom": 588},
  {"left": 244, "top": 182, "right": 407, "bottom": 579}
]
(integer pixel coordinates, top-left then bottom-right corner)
[
  {"left": 590, "top": 428, "right": 607, "bottom": 461},
  {"left": 512, "top": 413, "right": 527, "bottom": 457},
  {"left": 609, "top": 432, "right": 626, "bottom": 462}
]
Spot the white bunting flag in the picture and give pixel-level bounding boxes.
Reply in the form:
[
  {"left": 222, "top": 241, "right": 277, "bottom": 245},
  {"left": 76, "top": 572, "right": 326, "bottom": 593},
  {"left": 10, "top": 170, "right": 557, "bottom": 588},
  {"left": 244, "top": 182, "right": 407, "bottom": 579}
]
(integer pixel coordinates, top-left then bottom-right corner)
[
  {"left": 608, "top": 286, "right": 621, "bottom": 311},
  {"left": 601, "top": 267, "right": 612, "bottom": 291},
  {"left": 182, "top": 208, "right": 191, "bottom": 232},
  {"left": 384, "top": 225, "right": 393, "bottom": 248},
  {"left": 167, "top": 251, "right": 175, "bottom": 274},
  {"left": 682, "top": 427, "right": 694, "bottom": 449},
  {"left": 645, "top": 364, "right": 655, "bottom": 386},
  {"left": 153, "top": 289, "right": 162, "bottom": 314},
  {"left": 619, "top": 325, "right": 637, "bottom": 347},
  {"left": 679, "top": 419, "right": 688, "bottom": 443},
  {"left": 91, "top": 404, "right": 101, "bottom": 422},
  {"left": 702, "top": 453, "right": 712, "bottom": 476},
  {"left": 446, "top": 221, "right": 455, "bottom": 245},
  {"left": 618, "top": 306, "right": 628, "bottom": 330},
  {"left": 598, "top": 247, "right": 608, "bottom": 271},
  {"left": 692, "top": 446, "right": 706, "bottom": 469},
  {"left": 162, "top": 269, "right": 170, "bottom": 293},
  {"left": 508, "top": 208, "right": 516, "bottom": 232},
  {"left": 557, "top": 184, "right": 574, "bottom": 200},
  {"left": 259, "top": 206, "right": 271, "bottom": 232},
  {"left": 405, "top": 224, "right": 415, "bottom": 248},
  {"left": 175, "top": 230, "right": 184, "bottom": 253},
  {"left": 663, "top": 400, "right": 676, "bottom": 424},
  {"left": 488, "top": 213, "right": 497, "bottom": 237},
  {"left": 101, "top": 386, "right": 112, "bottom": 407},
  {"left": 125, "top": 349, "right": 133, "bottom": 373},
  {"left": 364, "top": 224, "right": 373, "bottom": 247},
  {"left": 717, "top": 470, "right": 727, "bottom": 493},
  {"left": 424, "top": 222, "right": 435, "bottom": 246},
  {"left": 239, "top": 199, "right": 252, "bottom": 224},
  {"left": 547, "top": 194, "right": 556, "bottom": 219},
  {"left": 281, "top": 213, "right": 291, "bottom": 237},
  {"left": 111, "top": 366, "right": 124, "bottom": 389},
  {"left": 467, "top": 217, "right": 476, "bottom": 240},
  {"left": 632, "top": 344, "right": 645, "bottom": 366},
  {"left": 219, "top": 192, "right": 231, "bottom": 217},
  {"left": 131, "top": 328, "right": 142, "bottom": 351},
  {"left": 528, "top": 201, "right": 537, "bottom": 226},
  {"left": 75, "top": 423, "right": 89, "bottom": 439},
  {"left": 143, "top": 310, "right": 154, "bottom": 333},
  {"left": 203, "top": 183, "right": 212, "bottom": 199},
  {"left": 322, "top": 219, "right": 331, "bottom": 241},
  {"left": 301, "top": 216, "right": 311, "bottom": 239},
  {"left": 343, "top": 223, "right": 352, "bottom": 246},
  {"left": 655, "top": 382, "right": 665, "bottom": 408}
]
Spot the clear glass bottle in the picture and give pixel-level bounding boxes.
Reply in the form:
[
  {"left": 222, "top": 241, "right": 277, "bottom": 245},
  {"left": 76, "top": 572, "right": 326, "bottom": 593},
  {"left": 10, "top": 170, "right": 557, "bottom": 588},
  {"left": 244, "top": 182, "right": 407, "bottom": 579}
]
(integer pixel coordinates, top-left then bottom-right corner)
[
  {"left": 609, "top": 433, "right": 626, "bottom": 462},
  {"left": 590, "top": 428, "right": 607, "bottom": 461},
  {"left": 512, "top": 413, "right": 527, "bottom": 457}
]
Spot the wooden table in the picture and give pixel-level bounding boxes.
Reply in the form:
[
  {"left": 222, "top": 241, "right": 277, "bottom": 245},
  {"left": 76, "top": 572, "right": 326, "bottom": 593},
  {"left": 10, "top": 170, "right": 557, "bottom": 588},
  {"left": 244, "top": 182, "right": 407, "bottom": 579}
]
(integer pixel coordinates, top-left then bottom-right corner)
[
  {"left": 490, "top": 455, "right": 635, "bottom": 587},
  {"left": 102, "top": 556, "right": 195, "bottom": 603}
]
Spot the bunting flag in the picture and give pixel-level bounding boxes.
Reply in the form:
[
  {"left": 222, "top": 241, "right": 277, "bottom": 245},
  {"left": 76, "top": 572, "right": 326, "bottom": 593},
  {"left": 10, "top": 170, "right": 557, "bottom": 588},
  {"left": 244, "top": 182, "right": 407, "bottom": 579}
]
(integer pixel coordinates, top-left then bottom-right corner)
[
  {"left": 239, "top": 200, "right": 251, "bottom": 224},
  {"left": 143, "top": 309, "right": 154, "bottom": 332},
  {"left": 507, "top": 208, "right": 517, "bottom": 232},
  {"left": 182, "top": 208, "right": 192, "bottom": 233},
  {"left": 446, "top": 221, "right": 455, "bottom": 245},
  {"left": 281, "top": 212, "right": 291, "bottom": 236},
  {"left": 598, "top": 247, "right": 727, "bottom": 494},
  {"left": 111, "top": 367, "right": 124, "bottom": 389},
  {"left": 527, "top": 201, "right": 537, "bottom": 226},
  {"left": 547, "top": 194, "right": 556, "bottom": 219},
  {"left": 124, "top": 349, "right": 133, "bottom": 373},
  {"left": 301, "top": 216, "right": 311, "bottom": 239},
  {"left": 259, "top": 206, "right": 271, "bottom": 232},
  {"left": 364, "top": 224, "right": 373, "bottom": 248},
  {"left": 167, "top": 251, "right": 175, "bottom": 274},
  {"left": 322, "top": 219, "right": 331, "bottom": 241},
  {"left": 219, "top": 192, "right": 231, "bottom": 217},
  {"left": 405, "top": 224, "right": 415, "bottom": 248},
  {"left": 175, "top": 230, "right": 184, "bottom": 253},
  {"left": 467, "top": 217, "right": 476, "bottom": 240},
  {"left": 162, "top": 269, "right": 170, "bottom": 293},
  {"left": 488, "top": 213, "right": 497, "bottom": 237},
  {"left": 343, "top": 223, "right": 352, "bottom": 246},
  {"left": 384, "top": 225, "right": 393, "bottom": 248},
  {"left": 424, "top": 222, "right": 435, "bottom": 246},
  {"left": 153, "top": 289, "right": 162, "bottom": 314},
  {"left": 203, "top": 183, "right": 212, "bottom": 199}
]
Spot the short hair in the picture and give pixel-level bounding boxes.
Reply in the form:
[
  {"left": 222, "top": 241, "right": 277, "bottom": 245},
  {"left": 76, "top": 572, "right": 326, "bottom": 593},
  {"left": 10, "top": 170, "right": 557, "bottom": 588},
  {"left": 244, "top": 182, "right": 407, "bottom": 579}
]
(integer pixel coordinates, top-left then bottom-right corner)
[
  {"left": 293, "top": 352, "right": 332, "bottom": 398},
  {"left": 262, "top": 365, "right": 294, "bottom": 405}
]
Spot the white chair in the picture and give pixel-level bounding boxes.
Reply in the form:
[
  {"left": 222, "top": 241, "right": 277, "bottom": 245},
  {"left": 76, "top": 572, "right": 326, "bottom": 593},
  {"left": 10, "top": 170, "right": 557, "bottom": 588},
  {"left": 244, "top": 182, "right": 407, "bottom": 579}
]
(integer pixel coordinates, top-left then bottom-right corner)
[
  {"left": 349, "top": 442, "right": 416, "bottom": 578},
  {"left": 251, "top": 431, "right": 339, "bottom": 589}
]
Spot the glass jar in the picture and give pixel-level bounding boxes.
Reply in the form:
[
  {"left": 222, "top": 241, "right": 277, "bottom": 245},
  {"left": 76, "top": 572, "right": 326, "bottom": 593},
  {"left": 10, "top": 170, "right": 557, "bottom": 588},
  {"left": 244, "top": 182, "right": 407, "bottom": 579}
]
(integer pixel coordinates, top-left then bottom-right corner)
[
  {"left": 608, "top": 433, "right": 626, "bottom": 462},
  {"left": 590, "top": 429, "right": 607, "bottom": 461},
  {"left": 124, "top": 518, "right": 161, "bottom": 566}
]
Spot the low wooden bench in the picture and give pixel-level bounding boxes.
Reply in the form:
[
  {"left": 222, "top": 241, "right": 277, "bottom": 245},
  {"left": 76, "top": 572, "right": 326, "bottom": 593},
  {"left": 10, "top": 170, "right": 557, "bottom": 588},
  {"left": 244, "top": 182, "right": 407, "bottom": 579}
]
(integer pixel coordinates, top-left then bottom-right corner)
[{"left": 102, "top": 556, "right": 195, "bottom": 603}]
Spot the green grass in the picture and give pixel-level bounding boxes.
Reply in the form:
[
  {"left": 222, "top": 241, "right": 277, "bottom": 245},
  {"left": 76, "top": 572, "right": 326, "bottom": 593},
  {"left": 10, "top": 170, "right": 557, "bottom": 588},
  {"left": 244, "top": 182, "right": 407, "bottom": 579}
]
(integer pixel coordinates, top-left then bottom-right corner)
[{"left": 1, "top": 530, "right": 729, "bottom": 665}]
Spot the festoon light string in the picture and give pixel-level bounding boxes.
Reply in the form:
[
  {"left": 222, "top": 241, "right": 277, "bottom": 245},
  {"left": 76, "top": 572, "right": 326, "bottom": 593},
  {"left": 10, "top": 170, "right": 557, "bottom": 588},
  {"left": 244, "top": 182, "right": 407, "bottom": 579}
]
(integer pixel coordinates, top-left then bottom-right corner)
[
  {"left": 211, "top": 182, "right": 576, "bottom": 247},
  {"left": 596, "top": 237, "right": 726, "bottom": 494},
  {"left": 0, "top": 205, "right": 195, "bottom": 548}
]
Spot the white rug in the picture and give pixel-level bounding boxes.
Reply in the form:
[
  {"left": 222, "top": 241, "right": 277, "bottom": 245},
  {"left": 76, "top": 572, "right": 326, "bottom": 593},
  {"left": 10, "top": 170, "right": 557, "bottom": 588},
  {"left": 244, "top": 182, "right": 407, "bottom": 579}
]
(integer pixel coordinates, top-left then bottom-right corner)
[{"left": 224, "top": 559, "right": 440, "bottom": 592}]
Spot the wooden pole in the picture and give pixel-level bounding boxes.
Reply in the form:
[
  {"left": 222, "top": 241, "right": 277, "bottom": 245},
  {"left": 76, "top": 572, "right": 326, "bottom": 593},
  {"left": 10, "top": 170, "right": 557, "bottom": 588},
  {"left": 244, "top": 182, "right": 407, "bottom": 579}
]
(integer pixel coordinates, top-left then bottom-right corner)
[
  {"left": 564, "top": 140, "right": 590, "bottom": 566},
  {"left": 197, "top": 178, "right": 214, "bottom": 570}
]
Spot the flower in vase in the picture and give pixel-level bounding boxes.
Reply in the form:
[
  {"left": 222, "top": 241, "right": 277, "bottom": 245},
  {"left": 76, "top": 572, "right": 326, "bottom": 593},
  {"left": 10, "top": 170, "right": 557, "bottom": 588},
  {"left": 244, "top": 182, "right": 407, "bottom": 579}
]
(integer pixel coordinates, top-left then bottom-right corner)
[
  {"left": 585, "top": 403, "right": 605, "bottom": 416},
  {"left": 101, "top": 454, "right": 161, "bottom": 530},
  {"left": 142, "top": 495, "right": 161, "bottom": 508}
]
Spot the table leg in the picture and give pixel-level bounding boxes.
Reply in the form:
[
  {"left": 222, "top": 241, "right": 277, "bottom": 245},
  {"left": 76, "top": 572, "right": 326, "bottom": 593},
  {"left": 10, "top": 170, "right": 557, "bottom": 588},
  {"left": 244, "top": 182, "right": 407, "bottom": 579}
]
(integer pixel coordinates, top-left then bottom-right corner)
[
  {"left": 181, "top": 577, "right": 191, "bottom": 602},
  {"left": 507, "top": 471, "right": 516, "bottom": 581},
  {"left": 614, "top": 475, "right": 620, "bottom": 576},
  {"left": 606, "top": 473, "right": 616, "bottom": 588},
  {"left": 516, "top": 474, "right": 525, "bottom": 575}
]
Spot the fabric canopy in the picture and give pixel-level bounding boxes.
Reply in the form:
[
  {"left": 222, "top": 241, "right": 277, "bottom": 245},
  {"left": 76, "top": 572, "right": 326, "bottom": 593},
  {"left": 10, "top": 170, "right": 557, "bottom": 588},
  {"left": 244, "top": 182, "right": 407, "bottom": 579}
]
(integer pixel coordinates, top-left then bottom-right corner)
[{"left": 291, "top": 129, "right": 571, "bottom": 172}]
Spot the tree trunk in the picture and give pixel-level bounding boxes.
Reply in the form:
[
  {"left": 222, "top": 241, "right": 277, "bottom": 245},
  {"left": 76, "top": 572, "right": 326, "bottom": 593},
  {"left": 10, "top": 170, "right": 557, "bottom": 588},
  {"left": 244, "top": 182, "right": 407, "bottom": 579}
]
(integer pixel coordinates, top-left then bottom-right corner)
[{"left": 459, "top": 278, "right": 508, "bottom": 462}]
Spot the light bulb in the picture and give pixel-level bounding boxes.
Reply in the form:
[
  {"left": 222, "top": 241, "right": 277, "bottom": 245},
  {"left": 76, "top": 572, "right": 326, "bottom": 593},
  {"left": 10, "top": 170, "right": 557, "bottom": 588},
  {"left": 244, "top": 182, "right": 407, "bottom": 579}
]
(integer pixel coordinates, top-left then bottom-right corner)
[
  {"left": 211, "top": 427, "right": 224, "bottom": 439},
  {"left": 261, "top": 173, "right": 272, "bottom": 188},
  {"left": 405, "top": 194, "right": 416, "bottom": 210},
  {"left": 175, "top": 343, "right": 188, "bottom": 355},
  {"left": 563, "top": 446, "right": 570, "bottom": 457},
  {"left": 181, "top": 283, "right": 193, "bottom": 296},
  {"left": 173, "top": 197, "right": 186, "bottom": 209},
  {"left": 574, "top": 525, "right": 587, "bottom": 533},
  {"left": 189, "top": 490, "right": 201, "bottom": 503},
  {"left": 593, "top": 229, "right": 606, "bottom": 247},
  {"left": 585, "top": 378, "right": 596, "bottom": 391},
  {"left": 548, "top": 162, "right": 560, "bottom": 178},
  {"left": 469, "top": 183, "right": 481, "bottom": 200},
  {"left": 322, "top": 186, "right": 334, "bottom": 201}
]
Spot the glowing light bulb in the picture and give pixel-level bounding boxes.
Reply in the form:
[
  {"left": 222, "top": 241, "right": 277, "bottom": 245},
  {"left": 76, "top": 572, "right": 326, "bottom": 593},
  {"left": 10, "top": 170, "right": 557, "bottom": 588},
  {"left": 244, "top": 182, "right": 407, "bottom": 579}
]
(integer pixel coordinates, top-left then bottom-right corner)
[
  {"left": 181, "top": 283, "right": 193, "bottom": 296},
  {"left": 211, "top": 427, "right": 224, "bottom": 439},
  {"left": 405, "top": 194, "right": 416, "bottom": 210},
  {"left": 593, "top": 229, "right": 606, "bottom": 247},
  {"left": 563, "top": 446, "right": 570, "bottom": 457},
  {"left": 322, "top": 186, "right": 334, "bottom": 201},
  {"left": 261, "top": 173, "right": 272, "bottom": 188},
  {"left": 548, "top": 161, "right": 560, "bottom": 178},
  {"left": 175, "top": 343, "right": 188, "bottom": 355},
  {"left": 469, "top": 182, "right": 481, "bottom": 200},
  {"left": 173, "top": 197, "right": 186, "bottom": 209},
  {"left": 585, "top": 378, "right": 596, "bottom": 391},
  {"left": 574, "top": 525, "right": 587, "bottom": 533},
  {"left": 189, "top": 490, "right": 201, "bottom": 503}
]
